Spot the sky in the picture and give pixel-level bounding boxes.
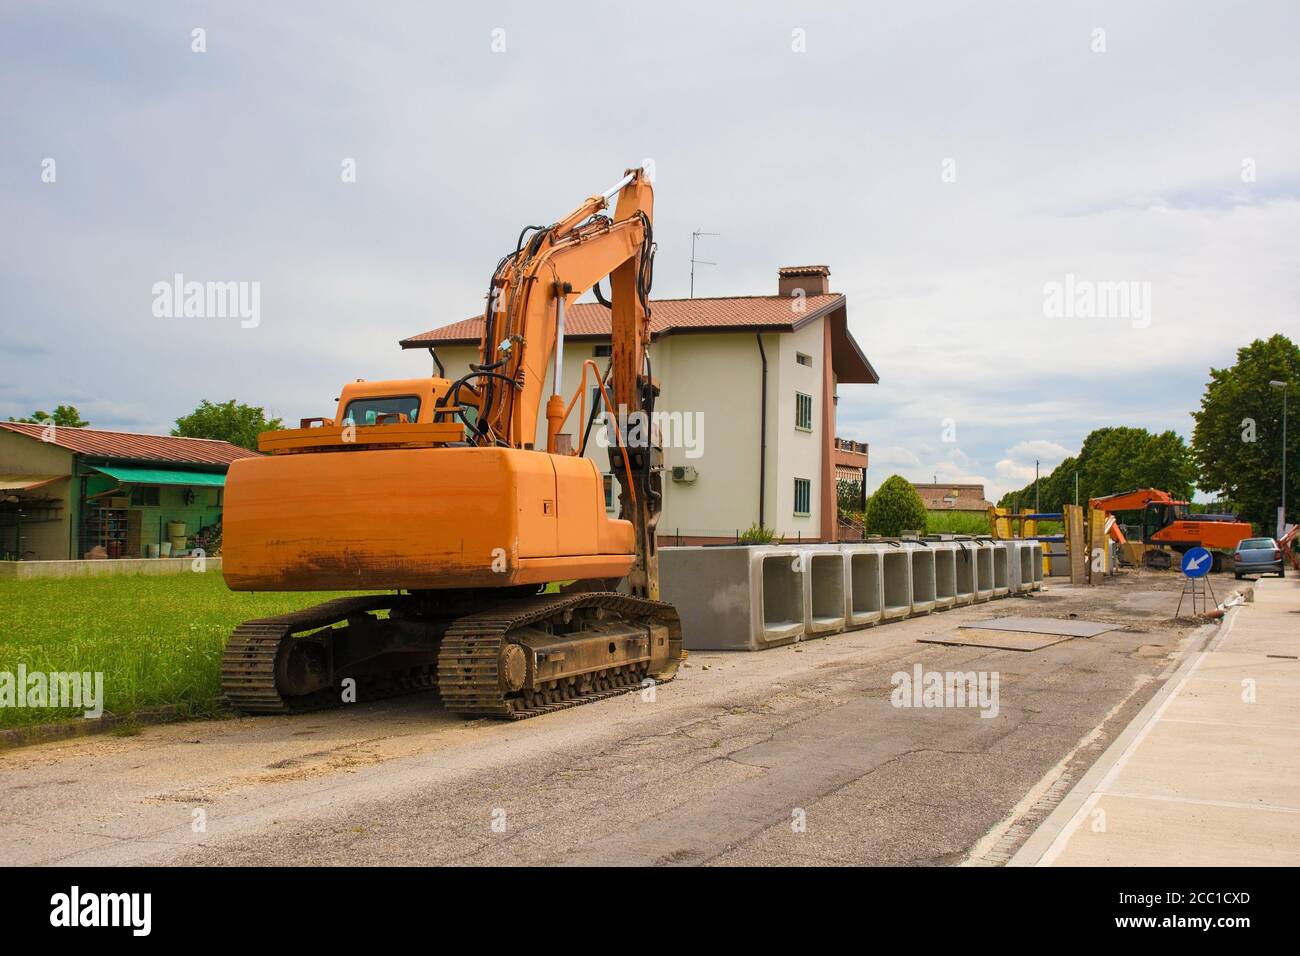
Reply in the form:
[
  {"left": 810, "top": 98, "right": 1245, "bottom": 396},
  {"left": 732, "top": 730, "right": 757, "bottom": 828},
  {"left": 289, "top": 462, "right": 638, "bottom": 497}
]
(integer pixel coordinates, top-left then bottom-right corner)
[{"left": 2, "top": 1, "right": 1297, "bottom": 502}]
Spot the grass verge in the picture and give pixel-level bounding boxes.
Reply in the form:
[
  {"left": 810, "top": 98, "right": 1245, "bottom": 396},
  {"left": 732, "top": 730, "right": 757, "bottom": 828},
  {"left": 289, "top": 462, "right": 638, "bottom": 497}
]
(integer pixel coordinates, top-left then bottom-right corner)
[{"left": 0, "top": 573, "right": 385, "bottom": 728}]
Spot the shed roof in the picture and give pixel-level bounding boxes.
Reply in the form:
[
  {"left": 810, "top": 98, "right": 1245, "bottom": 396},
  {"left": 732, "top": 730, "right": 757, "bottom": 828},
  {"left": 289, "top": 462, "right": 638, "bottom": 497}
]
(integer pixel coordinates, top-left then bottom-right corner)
[{"left": 0, "top": 423, "right": 259, "bottom": 467}]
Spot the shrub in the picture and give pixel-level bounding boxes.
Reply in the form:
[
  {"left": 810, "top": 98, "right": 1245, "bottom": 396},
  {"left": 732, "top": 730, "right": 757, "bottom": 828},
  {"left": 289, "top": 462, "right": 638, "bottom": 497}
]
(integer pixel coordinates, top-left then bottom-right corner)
[
  {"left": 738, "top": 523, "right": 777, "bottom": 544},
  {"left": 865, "top": 475, "right": 928, "bottom": 537}
]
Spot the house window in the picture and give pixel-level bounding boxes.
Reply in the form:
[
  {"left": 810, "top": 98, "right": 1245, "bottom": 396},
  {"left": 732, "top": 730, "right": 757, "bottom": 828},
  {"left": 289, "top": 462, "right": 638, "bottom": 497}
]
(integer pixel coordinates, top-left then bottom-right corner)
[
  {"left": 796, "top": 352, "right": 812, "bottom": 367},
  {"left": 130, "top": 485, "right": 160, "bottom": 507},
  {"left": 591, "top": 386, "right": 606, "bottom": 422},
  {"left": 594, "top": 344, "right": 612, "bottom": 358},
  {"left": 793, "top": 478, "right": 811, "bottom": 516},
  {"left": 795, "top": 392, "right": 813, "bottom": 431},
  {"left": 603, "top": 474, "right": 616, "bottom": 511}
]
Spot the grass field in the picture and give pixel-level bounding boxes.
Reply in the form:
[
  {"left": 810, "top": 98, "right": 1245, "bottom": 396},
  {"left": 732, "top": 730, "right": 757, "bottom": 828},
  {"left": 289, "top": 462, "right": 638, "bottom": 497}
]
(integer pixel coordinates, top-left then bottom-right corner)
[
  {"left": 924, "top": 511, "right": 991, "bottom": 535},
  {"left": 0, "top": 574, "right": 384, "bottom": 728}
]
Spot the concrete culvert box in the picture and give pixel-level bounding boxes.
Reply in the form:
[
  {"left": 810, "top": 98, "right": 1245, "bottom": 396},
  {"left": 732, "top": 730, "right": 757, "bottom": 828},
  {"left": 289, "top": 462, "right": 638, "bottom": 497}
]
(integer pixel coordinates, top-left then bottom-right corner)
[
  {"left": 800, "top": 549, "right": 846, "bottom": 637},
  {"left": 992, "top": 545, "right": 1009, "bottom": 597},
  {"left": 1030, "top": 541, "right": 1044, "bottom": 588},
  {"left": 975, "top": 544, "right": 995, "bottom": 602},
  {"left": 907, "top": 544, "right": 936, "bottom": 615},
  {"left": 761, "top": 552, "right": 805, "bottom": 645},
  {"left": 931, "top": 543, "right": 957, "bottom": 611},
  {"left": 953, "top": 544, "right": 976, "bottom": 606},
  {"left": 845, "top": 546, "right": 883, "bottom": 628},
  {"left": 660, "top": 546, "right": 804, "bottom": 651},
  {"left": 1015, "top": 542, "right": 1035, "bottom": 593},
  {"left": 881, "top": 547, "right": 912, "bottom": 621}
]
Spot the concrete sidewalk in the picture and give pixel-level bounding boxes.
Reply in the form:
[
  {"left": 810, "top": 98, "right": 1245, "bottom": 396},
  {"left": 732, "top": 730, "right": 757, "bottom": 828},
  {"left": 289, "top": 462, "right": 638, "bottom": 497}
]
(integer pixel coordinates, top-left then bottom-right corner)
[{"left": 1011, "top": 575, "right": 1300, "bottom": 866}]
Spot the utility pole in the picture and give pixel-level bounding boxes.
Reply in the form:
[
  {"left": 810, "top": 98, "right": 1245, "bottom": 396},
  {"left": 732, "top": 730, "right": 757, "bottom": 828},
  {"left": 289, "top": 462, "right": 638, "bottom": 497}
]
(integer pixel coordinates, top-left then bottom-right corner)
[
  {"left": 1035, "top": 460, "right": 1040, "bottom": 514},
  {"left": 1271, "top": 380, "right": 1289, "bottom": 537},
  {"left": 689, "top": 228, "right": 719, "bottom": 298}
]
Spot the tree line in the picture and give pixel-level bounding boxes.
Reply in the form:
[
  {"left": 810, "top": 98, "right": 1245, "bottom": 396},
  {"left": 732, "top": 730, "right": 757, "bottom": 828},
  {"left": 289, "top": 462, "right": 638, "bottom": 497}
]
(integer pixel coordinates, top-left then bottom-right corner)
[
  {"left": 996, "top": 333, "right": 1298, "bottom": 531},
  {"left": 14, "top": 334, "right": 1299, "bottom": 531}
]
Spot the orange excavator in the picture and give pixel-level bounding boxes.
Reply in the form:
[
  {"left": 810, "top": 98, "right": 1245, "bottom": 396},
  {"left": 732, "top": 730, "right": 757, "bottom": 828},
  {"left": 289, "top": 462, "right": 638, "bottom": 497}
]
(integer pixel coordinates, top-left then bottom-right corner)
[
  {"left": 218, "top": 167, "right": 684, "bottom": 718},
  {"left": 1088, "top": 488, "right": 1253, "bottom": 572}
]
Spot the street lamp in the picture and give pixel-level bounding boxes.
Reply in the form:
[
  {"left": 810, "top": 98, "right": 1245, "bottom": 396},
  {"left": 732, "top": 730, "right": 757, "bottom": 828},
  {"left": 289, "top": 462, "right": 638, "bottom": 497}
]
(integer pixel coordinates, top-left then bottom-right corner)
[{"left": 1270, "top": 380, "right": 1288, "bottom": 538}]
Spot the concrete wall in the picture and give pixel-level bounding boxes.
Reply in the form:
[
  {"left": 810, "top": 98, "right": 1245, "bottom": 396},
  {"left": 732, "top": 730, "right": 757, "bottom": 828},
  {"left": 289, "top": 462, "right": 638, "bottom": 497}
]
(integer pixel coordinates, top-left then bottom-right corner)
[{"left": 0, "top": 556, "right": 223, "bottom": 580}]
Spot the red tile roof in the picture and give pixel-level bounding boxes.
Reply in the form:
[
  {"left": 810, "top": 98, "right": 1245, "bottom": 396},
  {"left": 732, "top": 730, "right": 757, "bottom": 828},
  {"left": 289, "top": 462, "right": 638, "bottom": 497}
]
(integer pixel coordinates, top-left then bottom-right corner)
[
  {"left": 400, "top": 294, "right": 847, "bottom": 347},
  {"left": 0, "top": 423, "right": 260, "bottom": 466},
  {"left": 913, "top": 483, "right": 994, "bottom": 512}
]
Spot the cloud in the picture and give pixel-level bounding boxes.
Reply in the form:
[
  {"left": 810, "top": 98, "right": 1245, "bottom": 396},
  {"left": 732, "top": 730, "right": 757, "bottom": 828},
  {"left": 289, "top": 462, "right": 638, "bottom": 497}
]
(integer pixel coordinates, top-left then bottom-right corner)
[{"left": 1, "top": 0, "right": 1296, "bottom": 491}]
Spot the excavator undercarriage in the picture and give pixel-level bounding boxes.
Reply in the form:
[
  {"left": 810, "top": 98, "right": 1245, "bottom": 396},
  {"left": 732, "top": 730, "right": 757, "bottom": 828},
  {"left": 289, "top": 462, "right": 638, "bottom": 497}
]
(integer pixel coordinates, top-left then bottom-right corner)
[{"left": 221, "top": 589, "right": 683, "bottom": 719}]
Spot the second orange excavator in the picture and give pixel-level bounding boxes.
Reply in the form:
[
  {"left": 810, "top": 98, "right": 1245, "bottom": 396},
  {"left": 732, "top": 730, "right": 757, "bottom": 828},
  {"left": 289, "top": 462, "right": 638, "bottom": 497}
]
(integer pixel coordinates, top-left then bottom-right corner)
[
  {"left": 1089, "top": 488, "right": 1253, "bottom": 571},
  {"left": 218, "top": 167, "right": 684, "bottom": 718}
]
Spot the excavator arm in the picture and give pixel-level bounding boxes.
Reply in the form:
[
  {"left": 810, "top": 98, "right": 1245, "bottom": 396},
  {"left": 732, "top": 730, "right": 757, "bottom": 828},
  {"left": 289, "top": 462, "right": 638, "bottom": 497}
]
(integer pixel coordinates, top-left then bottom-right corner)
[
  {"left": 439, "top": 167, "right": 662, "bottom": 597},
  {"left": 1087, "top": 488, "right": 1176, "bottom": 513},
  {"left": 452, "top": 168, "right": 655, "bottom": 451}
]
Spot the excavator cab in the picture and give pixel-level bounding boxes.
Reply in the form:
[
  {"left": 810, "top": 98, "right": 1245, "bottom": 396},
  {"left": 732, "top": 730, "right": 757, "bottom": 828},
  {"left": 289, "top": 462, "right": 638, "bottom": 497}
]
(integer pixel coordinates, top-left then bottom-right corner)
[{"left": 1142, "top": 501, "right": 1179, "bottom": 540}]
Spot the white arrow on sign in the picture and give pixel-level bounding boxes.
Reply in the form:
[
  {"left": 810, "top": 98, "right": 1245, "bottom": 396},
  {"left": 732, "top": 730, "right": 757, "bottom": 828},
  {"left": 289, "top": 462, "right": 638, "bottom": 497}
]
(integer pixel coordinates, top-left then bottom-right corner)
[{"left": 1186, "top": 553, "right": 1209, "bottom": 571}]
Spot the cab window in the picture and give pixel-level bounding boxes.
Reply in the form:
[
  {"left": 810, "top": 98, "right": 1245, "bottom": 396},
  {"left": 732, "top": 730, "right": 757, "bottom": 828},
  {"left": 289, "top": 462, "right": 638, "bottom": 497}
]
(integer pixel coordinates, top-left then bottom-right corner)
[{"left": 342, "top": 396, "right": 420, "bottom": 426}]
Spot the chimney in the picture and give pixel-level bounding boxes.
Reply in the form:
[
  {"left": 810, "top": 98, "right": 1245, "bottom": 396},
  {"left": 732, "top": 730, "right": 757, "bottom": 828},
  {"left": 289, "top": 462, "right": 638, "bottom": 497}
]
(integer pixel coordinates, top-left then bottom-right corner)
[{"left": 778, "top": 264, "right": 830, "bottom": 297}]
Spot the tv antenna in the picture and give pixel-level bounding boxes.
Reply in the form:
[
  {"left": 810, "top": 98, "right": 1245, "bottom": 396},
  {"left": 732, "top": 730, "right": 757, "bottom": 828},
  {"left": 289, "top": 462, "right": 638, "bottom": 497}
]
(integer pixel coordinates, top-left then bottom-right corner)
[{"left": 690, "top": 228, "right": 720, "bottom": 298}]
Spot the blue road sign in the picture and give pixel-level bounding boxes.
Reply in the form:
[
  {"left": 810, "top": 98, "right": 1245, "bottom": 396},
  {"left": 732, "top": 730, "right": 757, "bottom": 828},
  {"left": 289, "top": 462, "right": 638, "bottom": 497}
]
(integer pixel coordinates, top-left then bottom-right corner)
[{"left": 1181, "top": 547, "right": 1213, "bottom": 578}]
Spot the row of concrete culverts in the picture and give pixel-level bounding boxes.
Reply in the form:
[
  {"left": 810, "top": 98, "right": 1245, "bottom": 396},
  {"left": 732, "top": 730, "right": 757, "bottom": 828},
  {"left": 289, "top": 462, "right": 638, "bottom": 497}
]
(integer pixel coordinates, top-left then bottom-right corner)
[{"left": 660, "top": 539, "right": 1043, "bottom": 651}]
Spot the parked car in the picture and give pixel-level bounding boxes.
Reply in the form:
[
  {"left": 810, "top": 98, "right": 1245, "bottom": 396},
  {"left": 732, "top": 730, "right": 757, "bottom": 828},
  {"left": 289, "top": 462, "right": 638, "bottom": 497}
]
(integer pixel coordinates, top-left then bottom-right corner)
[{"left": 1233, "top": 538, "right": 1285, "bottom": 579}]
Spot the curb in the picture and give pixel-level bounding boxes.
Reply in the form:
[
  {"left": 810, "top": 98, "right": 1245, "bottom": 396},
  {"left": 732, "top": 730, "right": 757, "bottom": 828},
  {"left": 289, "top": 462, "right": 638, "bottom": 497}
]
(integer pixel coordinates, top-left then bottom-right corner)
[{"left": 0, "top": 705, "right": 189, "bottom": 751}]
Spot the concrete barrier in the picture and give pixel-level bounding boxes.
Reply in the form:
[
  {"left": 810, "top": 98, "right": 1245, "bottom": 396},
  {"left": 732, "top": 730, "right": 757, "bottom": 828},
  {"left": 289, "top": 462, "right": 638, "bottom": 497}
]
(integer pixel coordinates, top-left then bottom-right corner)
[
  {"left": 1012, "top": 541, "right": 1035, "bottom": 594},
  {"left": 930, "top": 541, "right": 958, "bottom": 611},
  {"left": 1030, "top": 541, "right": 1045, "bottom": 589},
  {"left": 661, "top": 537, "right": 1029, "bottom": 652},
  {"left": 953, "top": 542, "right": 977, "bottom": 606},
  {"left": 992, "top": 544, "right": 1010, "bottom": 598},
  {"left": 881, "top": 545, "right": 912, "bottom": 621},
  {"left": 843, "top": 544, "right": 886, "bottom": 629},
  {"left": 974, "top": 542, "right": 995, "bottom": 602},
  {"left": 798, "top": 548, "right": 846, "bottom": 637},
  {"left": 660, "top": 545, "right": 805, "bottom": 650},
  {"left": 905, "top": 542, "right": 936, "bottom": 615}
]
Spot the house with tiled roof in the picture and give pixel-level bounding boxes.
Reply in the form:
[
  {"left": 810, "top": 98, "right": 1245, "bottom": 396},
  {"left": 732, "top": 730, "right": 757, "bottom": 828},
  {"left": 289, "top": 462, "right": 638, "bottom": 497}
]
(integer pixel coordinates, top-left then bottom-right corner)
[
  {"left": 911, "top": 483, "right": 995, "bottom": 514},
  {"left": 401, "top": 265, "right": 878, "bottom": 543},
  {"left": 0, "top": 422, "right": 259, "bottom": 561}
]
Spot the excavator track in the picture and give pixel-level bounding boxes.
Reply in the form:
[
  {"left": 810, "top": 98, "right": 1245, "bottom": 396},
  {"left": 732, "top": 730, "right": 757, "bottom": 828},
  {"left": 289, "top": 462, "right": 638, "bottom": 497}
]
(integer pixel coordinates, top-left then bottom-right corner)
[
  {"left": 437, "top": 592, "right": 684, "bottom": 719},
  {"left": 221, "top": 591, "right": 683, "bottom": 720},
  {"left": 221, "top": 594, "right": 435, "bottom": 714}
]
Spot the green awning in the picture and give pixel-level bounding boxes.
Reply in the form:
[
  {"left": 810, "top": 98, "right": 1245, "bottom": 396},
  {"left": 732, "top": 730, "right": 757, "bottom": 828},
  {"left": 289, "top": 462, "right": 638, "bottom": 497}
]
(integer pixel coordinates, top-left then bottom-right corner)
[{"left": 91, "top": 466, "right": 226, "bottom": 487}]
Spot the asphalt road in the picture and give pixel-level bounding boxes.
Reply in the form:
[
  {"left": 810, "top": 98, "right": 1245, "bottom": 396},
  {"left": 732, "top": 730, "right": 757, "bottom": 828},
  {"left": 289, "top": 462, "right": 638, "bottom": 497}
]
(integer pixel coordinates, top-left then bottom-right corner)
[{"left": 0, "top": 572, "right": 1229, "bottom": 866}]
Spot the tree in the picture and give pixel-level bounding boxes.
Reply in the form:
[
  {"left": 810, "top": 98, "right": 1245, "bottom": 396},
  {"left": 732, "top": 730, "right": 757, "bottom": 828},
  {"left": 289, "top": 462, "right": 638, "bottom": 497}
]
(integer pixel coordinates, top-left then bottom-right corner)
[
  {"left": 837, "top": 477, "right": 865, "bottom": 516},
  {"left": 172, "top": 400, "right": 283, "bottom": 450},
  {"left": 8, "top": 405, "right": 88, "bottom": 427},
  {"left": 1191, "top": 334, "right": 1300, "bottom": 531},
  {"left": 997, "top": 427, "right": 1196, "bottom": 514},
  {"left": 865, "top": 475, "right": 928, "bottom": 536}
]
